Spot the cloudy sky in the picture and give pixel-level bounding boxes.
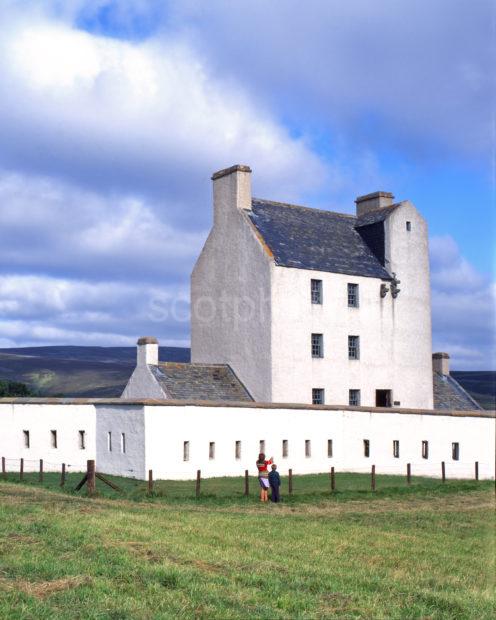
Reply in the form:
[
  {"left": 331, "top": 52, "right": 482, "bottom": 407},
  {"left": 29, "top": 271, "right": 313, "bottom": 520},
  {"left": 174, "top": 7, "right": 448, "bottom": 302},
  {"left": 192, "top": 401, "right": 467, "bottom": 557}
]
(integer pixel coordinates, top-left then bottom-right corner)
[{"left": 0, "top": 0, "right": 494, "bottom": 369}]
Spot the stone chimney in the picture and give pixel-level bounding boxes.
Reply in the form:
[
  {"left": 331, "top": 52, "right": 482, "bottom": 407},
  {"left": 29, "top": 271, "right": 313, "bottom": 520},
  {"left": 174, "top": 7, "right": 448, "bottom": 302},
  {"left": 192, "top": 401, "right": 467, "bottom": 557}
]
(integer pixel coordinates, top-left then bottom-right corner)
[
  {"left": 212, "top": 164, "right": 252, "bottom": 227},
  {"left": 355, "top": 191, "right": 395, "bottom": 217},
  {"left": 137, "top": 336, "right": 159, "bottom": 366},
  {"left": 432, "top": 352, "right": 450, "bottom": 376}
]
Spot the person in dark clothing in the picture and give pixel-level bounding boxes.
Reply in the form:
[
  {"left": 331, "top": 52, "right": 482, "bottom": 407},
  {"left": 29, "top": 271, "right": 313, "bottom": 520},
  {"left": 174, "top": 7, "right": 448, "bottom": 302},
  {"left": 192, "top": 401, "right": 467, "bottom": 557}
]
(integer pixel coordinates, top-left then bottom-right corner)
[{"left": 268, "top": 463, "right": 281, "bottom": 503}]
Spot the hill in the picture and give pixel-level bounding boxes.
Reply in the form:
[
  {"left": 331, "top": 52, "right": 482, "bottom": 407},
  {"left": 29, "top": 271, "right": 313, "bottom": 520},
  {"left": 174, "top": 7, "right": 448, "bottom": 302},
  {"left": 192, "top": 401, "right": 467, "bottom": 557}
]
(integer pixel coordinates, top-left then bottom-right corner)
[
  {"left": 0, "top": 346, "right": 190, "bottom": 398},
  {"left": 0, "top": 346, "right": 493, "bottom": 407}
]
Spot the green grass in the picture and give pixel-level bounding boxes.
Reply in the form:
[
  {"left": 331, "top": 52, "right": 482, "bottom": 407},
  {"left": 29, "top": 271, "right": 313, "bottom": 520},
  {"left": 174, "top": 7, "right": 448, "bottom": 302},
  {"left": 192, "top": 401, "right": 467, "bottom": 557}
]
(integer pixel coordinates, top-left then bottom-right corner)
[{"left": 0, "top": 474, "right": 494, "bottom": 618}]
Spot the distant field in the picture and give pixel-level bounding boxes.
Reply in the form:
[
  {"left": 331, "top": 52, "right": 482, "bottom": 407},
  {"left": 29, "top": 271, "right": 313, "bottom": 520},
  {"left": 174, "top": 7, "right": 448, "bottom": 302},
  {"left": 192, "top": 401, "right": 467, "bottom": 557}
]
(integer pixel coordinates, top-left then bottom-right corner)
[
  {"left": 0, "top": 474, "right": 494, "bottom": 618},
  {"left": 0, "top": 346, "right": 493, "bottom": 407}
]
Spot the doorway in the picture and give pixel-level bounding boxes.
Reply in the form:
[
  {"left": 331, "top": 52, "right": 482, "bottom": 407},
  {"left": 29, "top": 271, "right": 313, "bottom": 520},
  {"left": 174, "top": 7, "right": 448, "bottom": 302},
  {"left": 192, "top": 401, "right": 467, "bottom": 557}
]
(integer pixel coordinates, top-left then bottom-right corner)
[{"left": 376, "top": 389, "right": 392, "bottom": 407}]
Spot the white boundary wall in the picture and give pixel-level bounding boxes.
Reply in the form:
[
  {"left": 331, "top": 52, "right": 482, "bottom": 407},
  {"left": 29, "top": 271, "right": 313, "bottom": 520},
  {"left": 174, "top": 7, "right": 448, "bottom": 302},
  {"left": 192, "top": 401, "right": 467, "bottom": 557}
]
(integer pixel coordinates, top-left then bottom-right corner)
[{"left": 1, "top": 400, "right": 494, "bottom": 481}]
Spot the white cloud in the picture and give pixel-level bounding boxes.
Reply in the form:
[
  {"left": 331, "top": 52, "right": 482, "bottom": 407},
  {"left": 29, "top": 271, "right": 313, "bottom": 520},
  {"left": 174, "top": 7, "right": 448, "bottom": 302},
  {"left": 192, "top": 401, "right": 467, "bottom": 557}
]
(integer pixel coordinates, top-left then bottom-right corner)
[{"left": 430, "top": 236, "right": 495, "bottom": 369}]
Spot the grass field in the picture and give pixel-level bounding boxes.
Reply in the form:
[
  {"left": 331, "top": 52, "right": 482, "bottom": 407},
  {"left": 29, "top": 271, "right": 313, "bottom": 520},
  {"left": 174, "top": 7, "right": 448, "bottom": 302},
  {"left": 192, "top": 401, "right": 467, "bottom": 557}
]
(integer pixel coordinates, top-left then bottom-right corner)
[{"left": 0, "top": 474, "right": 494, "bottom": 619}]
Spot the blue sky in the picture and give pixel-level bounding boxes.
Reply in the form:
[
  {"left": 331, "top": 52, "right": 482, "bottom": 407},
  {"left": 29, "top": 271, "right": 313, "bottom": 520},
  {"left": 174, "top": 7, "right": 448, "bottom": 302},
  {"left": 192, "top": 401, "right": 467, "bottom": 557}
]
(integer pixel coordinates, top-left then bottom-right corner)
[{"left": 0, "top": 0, "right": 494, "bottom": 369}]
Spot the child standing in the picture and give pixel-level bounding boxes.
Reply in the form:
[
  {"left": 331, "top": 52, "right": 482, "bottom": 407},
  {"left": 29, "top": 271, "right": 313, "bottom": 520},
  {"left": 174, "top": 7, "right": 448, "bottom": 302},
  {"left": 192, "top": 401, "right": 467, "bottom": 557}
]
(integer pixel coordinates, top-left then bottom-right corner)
[
  {"left": 268, "top": 463, "right": 281, "bottom": 503},
  {"left": 256, "top": 453, "right": 273, "bottom": 502}
]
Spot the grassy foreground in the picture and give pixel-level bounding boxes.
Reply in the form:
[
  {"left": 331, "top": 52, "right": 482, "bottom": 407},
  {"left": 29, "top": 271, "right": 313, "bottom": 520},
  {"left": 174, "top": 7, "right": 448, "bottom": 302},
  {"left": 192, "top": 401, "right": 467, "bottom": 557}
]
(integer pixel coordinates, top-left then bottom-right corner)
[{"left": 0, "top": 477, "right": 494, "bottom": 619}]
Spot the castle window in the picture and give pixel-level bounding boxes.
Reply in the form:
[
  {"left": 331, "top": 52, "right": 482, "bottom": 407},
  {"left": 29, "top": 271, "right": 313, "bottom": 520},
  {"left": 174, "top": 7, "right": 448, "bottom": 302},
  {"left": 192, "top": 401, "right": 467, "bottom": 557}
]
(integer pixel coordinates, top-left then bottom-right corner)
[
  {"left": 393, "top": 440, "right": 400, "bottom": 458},
  {"left": 79, "top": 430, "right": 86, "bottom": 450},
  {"left": 235, "top": 440, "right": 241, "bottom": 460},
  {"left": 209, "top": 442, "right": 215, "bottom": 460},
  {"left": 363, "top": 439, "right": 370, "bottom": 457},
  {"left": 406, "top": 221, "right": 411, "bottom": 231},
  {"left": 183, "top": 441, "right": 190, "bottom": 461},
  {"left": 312, "top": 388, "right": 324, "bottom": 405},
  {"left": 311, "top": 333, "right": 323, "bottom": 358},
  {"left": 452, "top": 442, "right": 459, "bottom": 461},
  {"left": 305, "top": 439, "right": 311, "bottom": 458},
  {"left": 348, "top": 283, "right": 359, "bottom": 307},
  {"left": 311, "top": 279, "right": 322, "bottom": 304},
  {"left": 108, "top": 432, "right": 112, "bottom": 452},
  {"left": 50, "top": 430, "right": 57, "bottom": 449},
  {"left": 327, "top": 439, "right": 333, "bottom": 458},
  {"left": 349, "top": 389, "right": 361, "bottom": 406},
  {"left": 348, "top": 336, "right": 360, "bottom": 360},
  {"left": 422, "top": 440, "right": 429, "bottom": 459},
  {"left": 23, "top": 430, "right": 30, "bottom": 449},
  {"left": 259, "top": 439, "right": 265, "bottom": 454},
  {"left": 121, "top": 433, "right": 126, "bottom": 454},
  {"left": 282, "top": 439, "right": 288, "bottom": 458}
]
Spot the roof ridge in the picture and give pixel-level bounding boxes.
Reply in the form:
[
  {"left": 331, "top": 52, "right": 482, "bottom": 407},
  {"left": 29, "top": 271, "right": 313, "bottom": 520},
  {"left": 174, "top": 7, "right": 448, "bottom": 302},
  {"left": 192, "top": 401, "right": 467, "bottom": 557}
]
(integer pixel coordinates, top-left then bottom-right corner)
[
  {"left": 157, "top": 361, "right": 228, "bottom": 368},
  {"left": 251, "top": 197, "right": 356, "bottom": 219}
]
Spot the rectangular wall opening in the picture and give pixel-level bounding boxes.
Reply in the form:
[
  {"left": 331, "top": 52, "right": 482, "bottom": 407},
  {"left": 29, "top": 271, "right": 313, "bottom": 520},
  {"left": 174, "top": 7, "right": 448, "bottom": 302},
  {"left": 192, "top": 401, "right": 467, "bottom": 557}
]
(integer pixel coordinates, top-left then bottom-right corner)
[
  {"left": 422, "top": 440, "right": 429, "bottom": 459},
  {"left": 209, "top": 442, "right": 215, "bottom": 460},
  {"left": 452, "top": 442, "right": 460, "bottom": 461},
  {"left": 375, "top": 389, "right": 392, "bottom": 407},
  {"left": 235, "top": 440, "right": 241, "bottom": 460},
  {"left": 108, "top": 431, "right": 112, "bottom": 452},
  {"left": 282, "top": 439, "right": 288, "bottom": 458},
  {"left": 393, "top": 440, "right": 400, "bottom": 458},
  {"left": 327, "top": 439, "right": 333, "bottom": 458},
  {"left": 23, "top": 430, "right": 30, "bottom": 449},
  {"left": 305, "top": 439, "right": 311, "bottom": 458},
  {"left": 121, "top": 433, "right": 126, "bottom": 454},
  {"left": 363, "top": 439, "right": 370, "bottom": 457},
  {"left": 50, "top": 430, "right": 57, "bottom": 449},
  {"left": 79, "top": 430, "right": 86, "bottom": 450},
  {"left": 183, "top": 441, "right": 190, "bottom": 462},
  {"left": 259, "top": 439, "right": 265, "bottom": 454}
]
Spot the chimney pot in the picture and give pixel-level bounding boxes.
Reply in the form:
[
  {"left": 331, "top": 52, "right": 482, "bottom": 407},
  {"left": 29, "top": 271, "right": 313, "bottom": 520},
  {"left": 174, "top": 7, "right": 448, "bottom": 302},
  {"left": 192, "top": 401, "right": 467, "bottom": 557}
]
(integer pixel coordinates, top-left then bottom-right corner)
[
  {"left": 432, "top": 352, "right": 450, "bottom": 376},
  {"left": 355, "top": 191, "right": 395, "bottom": 217},
  {"left": 137, "top": 336, "right": 159, "bottom": 366}
]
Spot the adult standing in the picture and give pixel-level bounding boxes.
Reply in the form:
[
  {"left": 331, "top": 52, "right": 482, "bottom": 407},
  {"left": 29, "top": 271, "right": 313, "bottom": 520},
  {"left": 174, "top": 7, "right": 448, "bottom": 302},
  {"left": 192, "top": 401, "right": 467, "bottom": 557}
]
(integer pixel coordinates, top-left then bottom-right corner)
[{"left": 256, "top": 452, "right": 273, "bottom": 502}]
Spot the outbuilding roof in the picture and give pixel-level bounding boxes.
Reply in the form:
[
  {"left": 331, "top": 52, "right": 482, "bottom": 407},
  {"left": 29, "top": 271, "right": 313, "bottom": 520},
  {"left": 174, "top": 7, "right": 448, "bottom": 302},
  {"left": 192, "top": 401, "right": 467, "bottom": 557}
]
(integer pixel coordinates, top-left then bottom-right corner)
[
  {"left": 433, "top": 372, "right": 483, "bottom": 411},
  {"left": 150, "top": 363, "right": 253, "bottom": 402},
  {"left": 247, "top": 199, "right": 393, "bottom": 279}
]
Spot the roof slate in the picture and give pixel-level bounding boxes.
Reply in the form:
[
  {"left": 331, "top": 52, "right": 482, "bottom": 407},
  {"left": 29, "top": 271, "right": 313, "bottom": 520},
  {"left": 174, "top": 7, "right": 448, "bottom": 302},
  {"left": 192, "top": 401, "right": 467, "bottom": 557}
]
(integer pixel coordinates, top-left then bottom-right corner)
[
  {"left": 150, "top": 363, "right": 253, "bottom": 402},
  {"left": 433, "top": 372, "right": 482, "bottom": 411},
  {"left": 247, "top": 199, "right": 393, "bottom": 279}
]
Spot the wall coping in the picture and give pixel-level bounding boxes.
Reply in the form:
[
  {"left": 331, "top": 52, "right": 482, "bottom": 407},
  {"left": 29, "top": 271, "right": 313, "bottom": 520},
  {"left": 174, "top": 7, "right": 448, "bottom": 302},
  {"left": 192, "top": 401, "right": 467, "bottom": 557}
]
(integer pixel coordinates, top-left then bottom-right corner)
[{"left": 0, "top": 398, "right": 493, "bottom": 418}]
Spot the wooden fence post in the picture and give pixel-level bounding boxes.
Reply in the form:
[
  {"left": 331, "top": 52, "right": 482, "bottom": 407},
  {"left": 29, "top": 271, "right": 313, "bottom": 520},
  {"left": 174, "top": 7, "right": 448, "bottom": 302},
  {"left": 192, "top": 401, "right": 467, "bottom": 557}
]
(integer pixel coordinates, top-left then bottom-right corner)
[
  {"left": 441, "top": 461, "right": 446, "bottom": 483},
  {"left": 475, "top": 461, "right": 479, "bottom": 481},
  {"left": 195, "top": 469, "right": 201, "bottom": 498},
  {"left": 407, "top": 463, "right": 411, "bottom": 485},
  {"left": 330, "top": 466, "right": 336, "bottom": 492},
  {"left": 148, "top": 469, "right": 153, "bottom": 494},
  {"left": 87, "top": 460, "right": 96, "bottom": 496},
  {"left": 244, "top": 469, "right": 249, "bottom": 496},
  {"left": 60, "top": 463, "right": 66, "bottom": 487},
  {"left": 288, "top": 468, "right": 293, "bottom": 495},
  {"left": 1, "top": 457, "right": 5, "bottom": 480},
  {"left": 39, "top": 459, "right": 44, "bottom": 483},
  {"left": 371, "top": 465, "right": 376, "bottom": 491},
  {"left": 20, "top": 458, "right": 24, "bottom": 481}
]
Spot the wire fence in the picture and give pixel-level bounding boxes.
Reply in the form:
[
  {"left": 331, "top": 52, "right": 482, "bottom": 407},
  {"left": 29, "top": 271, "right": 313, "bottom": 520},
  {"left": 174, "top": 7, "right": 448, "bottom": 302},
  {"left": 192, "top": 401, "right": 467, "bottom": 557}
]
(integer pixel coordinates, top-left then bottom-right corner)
[{"left": 1, "top": 456, "right": 493, "bottom": 501}]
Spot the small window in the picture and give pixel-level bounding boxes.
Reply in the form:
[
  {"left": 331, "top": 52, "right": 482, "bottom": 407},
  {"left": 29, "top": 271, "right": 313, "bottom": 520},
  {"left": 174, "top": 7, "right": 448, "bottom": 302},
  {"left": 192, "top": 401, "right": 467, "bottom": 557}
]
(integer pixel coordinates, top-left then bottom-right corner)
[
  {"left": 79, "top": 430, "right": 86, "bottom": 450},
  {"left": 235, "top": 440, "right": 241, "bottom": 460},
  {"left": 121, "top": 433, "right": 126, "bottom": 454},
  {"left": 348, "top": 283, "right": 359, "bottom": 307},
  {"left": 50, "top": 430, "right": 57, "bottom": 449},
  {"left": 311, "top": 333, "right": 323, "bottom": 358},
  {"left": 406, "top": 221, "right": 411, "bottom": 231},
  {"left": 348, "top": 335, "right": 360, "bottom": 360},
  {"left": 452, "top": 442, "right": 459, "bottom": 461},
  {"left": 312, "top": 388, "right": 324, "bottom": 405},
  {"left": 183, "top": 441, "right": 190, "bottom": 462},
  {"left": 311, "top": 279, "right": 322, "bottom": 304},
  {"left": 393, "top": 440, "right": 400, "bottom": 458},
  {"left": 209, "top": 441, "right": 215, "bottom": 460},
  {"left": 422, "top": 440, "right": 429, "bottom": 459},
  {"left": 305, "top": 439, "right": 311, "bottom": 458},
  {"left": 108, "top": 432, "right": 112, "bottom": 452},
  {"left": 363, "top": 439, "right": 370, "bottom": 458},
  {"left": 282, "top": 439, "right": 288, "bottom": 458},
  {"left": 349, "top": 389, "right": 361, "bottom": 406},
  {"left": 23, "top": 430, "right": 30, "bottom": 449},
  {"left": 327, "top": 439, "right": 333, "bottom": 458},
  {"left": 259, "top": 439, "right": 265, "bottom": 454}
]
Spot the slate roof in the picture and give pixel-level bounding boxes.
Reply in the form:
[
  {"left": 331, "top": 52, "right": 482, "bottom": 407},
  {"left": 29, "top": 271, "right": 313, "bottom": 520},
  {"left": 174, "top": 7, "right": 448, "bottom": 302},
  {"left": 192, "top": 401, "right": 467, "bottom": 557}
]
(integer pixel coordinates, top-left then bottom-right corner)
[
  {"left": 247, "top": 199, "right": 393, "bottom": 279},
  {"left": 433, "top": 372, "right": 483, "bottom": 411},
  {"left": 150, "top": 363, "right": 253, "bottom": 402}
]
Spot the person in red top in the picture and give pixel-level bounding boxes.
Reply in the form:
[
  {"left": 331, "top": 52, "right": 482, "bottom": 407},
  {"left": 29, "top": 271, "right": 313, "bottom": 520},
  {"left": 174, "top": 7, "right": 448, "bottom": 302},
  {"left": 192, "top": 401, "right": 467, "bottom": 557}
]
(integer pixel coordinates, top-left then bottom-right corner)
[{"left": 256, "top": 453, "right": 273, "bottom": 502}]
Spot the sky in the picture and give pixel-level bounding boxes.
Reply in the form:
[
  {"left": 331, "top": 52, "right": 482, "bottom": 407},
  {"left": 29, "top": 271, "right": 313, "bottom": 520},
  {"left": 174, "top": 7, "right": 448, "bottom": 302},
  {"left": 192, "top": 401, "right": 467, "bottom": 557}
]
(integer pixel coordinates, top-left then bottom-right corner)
[{"left": 0, "top": 0, "right": 494, "bottom": 369}]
